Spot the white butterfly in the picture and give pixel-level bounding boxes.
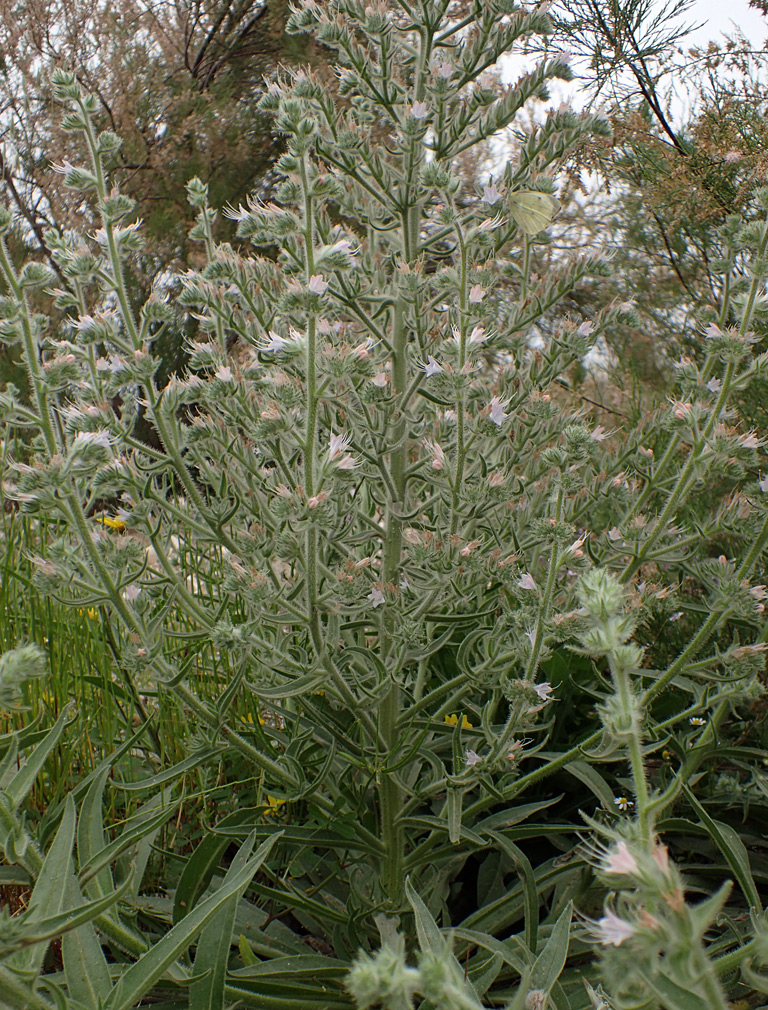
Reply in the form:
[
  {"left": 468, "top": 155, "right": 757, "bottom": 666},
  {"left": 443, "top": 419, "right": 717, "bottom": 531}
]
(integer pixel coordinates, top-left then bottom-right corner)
[{"left": 508, "top": 190, "right": 560, "bottom": 235}]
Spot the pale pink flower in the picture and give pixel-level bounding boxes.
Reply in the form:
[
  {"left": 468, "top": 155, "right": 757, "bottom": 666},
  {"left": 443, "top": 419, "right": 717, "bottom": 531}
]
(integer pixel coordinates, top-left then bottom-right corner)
[
  {"left": 123, "top": 584, "right": 142, "bottom": 602},
  {"left": 724, "top": 149, "right": 742, "bottom": 163},
  {"left": 336, "top": 455, "right": 359, "bottom": 470},
  {"left": 422, "top": 355, "right": 443, "bottom": 377},
  {"left": 434, "top": 60, "right": 453, "bottom": 79},
  {"left": 351, "top": 338, "right": 374, "bottom": 360},
  {"left": 371, "top": 372, "right": 389, "bottom": 387},
  {"left": 517, "top": 572, "right": 537, "bottom": 591},
  {"left": 607, "top": 527, "right": 622, "bottom": 542},
  {"left": 73, "top": 430, "right": 112, "bottom": 450},
  {"left": 673, "top": 401, "right": 692, "bottom": 419},
  {"left": 424, "top": 439, "right": 446, "bottom": 471},
  {"left": 705, "top": 322, "right": 723, "bottom": 338},
  {"left": 482, "top": 183, "right": 502, "bottom": 205},
  {"left": 651, "top": 844, "right": 669, "bottom": 874},
  {"left": 469, "top": 283, "right": 485, "bottom": 303},
  {"left": 706, "top": 377, "right": 721, "bottom": 393},
  {"left": 596, "top": 910, "right": 635, "bottom": 946},
  {"left": 367, "top": 587, "right": 385, "bottom": 607},
  {"left": 308, "top": 275, "right": 328, "bottom": 294},
  {"left": 328, "top": 432, "right": 351, "bottom": 460},
  {"left": 262, "top": 331, "right": 288, "bottom": 352},
  {"left": 603, "top": 840, "right": 639, "bottom": 876},
  {"left": 534, "top": 681, "right": 553, "bottom": 701},
  {"left": 591, "top": 425, "right": 609, "bottom": 441},
  {"left": 215, "top": 365, "right": 233, "bottom": 382},
  {"left": 465, "top": 749, "right": 482, "bottom": 767},
  {"left": 410, "top": 101, "right": 429, "bottom": 120},
  {"left": 739, "top": 431, "right": 761, "bottom": 449},
  {"left": 469, "top": 326, "right": 487, "bottom": 344},
  {"left": 488, "top": 397, "right": 509, "bottom": 426},
  {"left": 577, "top": 320, "right": 594, "bottom": 337}
]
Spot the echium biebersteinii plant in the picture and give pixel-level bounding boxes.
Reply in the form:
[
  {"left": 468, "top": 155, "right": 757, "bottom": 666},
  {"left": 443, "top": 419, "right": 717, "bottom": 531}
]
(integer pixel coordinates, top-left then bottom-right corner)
[{"left": 2, "top": 0, "right": 768, "bottom": 1005}]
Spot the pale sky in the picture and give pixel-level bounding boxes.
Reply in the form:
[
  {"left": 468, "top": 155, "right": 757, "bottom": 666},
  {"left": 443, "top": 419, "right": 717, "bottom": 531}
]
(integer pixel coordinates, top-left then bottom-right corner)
[{"left": 688, "top": 0, "right": 766, "bottom": 44}]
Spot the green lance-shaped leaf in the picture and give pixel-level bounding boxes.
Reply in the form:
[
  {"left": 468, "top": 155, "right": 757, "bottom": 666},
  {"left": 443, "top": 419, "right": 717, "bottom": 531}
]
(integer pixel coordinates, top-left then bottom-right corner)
[
  {"left": 405, "top": 877, "right": 483, "bottom": 1007},
  {"left": 15, "top": 793, "right": 76, "bottom": 975},
  {"left": 77, "top": 763, "right": 113, "bottom": 900},
  {"left": 683, "top": 785, "right": 760, "bottom": 910},
  {"left": 2, "top": 707, "right": 72, "bottom": 810},
  {"left": 104, "top": 833, "right": 280, "bottom": 1010},
  {"left": 190, "top": 831, "right": 257, "bottom": 1010},
  {"left": 78, "top": 791, "right": 179, "bottom": 888},
  {"left": 61, "top": 873, "right": 112, "bottom": 1009},
  {"left": 528, "top": 900, "right": 572, "bottom": 996}
]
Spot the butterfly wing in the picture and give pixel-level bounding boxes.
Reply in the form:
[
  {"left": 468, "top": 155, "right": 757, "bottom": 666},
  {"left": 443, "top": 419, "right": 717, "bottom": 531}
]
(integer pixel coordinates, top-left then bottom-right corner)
[{"left": 508, "top": 191, "right": 559, "bottom": 235}]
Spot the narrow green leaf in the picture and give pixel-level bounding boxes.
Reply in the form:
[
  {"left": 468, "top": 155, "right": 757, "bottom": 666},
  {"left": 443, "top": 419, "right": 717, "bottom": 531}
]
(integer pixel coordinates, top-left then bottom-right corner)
[
  {"left": 110, "top": 747, "right": 219, "bottom": 791},
  {"left": 12, "top": 871, "right": 132, "bottom": 948},
  {"left": 5, "top": 708, "right": 71, "bottom": 809},
  {"left": 405, "top": 877, "right": 444, "bottom": 955},
  {"left": 18, "top": 793, "right": 75, "bottom": 974},
  {"left": 79, "top": 800, "right": 177, "bottom": 887},
  {"left": 405, "top": 877, "right": 482, "bottom": 1006},
  {"left": 61, "top": 873, "right": 112, "bottom": 1009},
  {"left": 564, "top": 761, "right": 614, "bottom": 810},
  {"left": 646, "top": 971, "right": 713, "bottom": 1010},
  {"left": 529, "top": 901, "right": 572, "bottom": 994},
  {"left": 190, "top": 832, "right": 257, "bottom": 1010},
  {"left": 174, "top": 806, "right": 260, "bottom": 924},
  {"left": 104, "top": 833, "right": 280, "bottom": 1010},
  {"left": 77, "top": 764, "right": 113, "bottom": 900},
  {"left": 683, "top": 786, "right": 760, "bottom": 909},
  {"left": 484, "top": 830, "right": 539, "bottom": 954}
]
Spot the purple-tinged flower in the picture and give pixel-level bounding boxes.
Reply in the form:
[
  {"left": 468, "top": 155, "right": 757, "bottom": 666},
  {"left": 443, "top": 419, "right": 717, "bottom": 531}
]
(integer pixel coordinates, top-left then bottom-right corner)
[
  {"left": 368, "top": 587, "right": 385, "bottom": 607},
  {"left": 706, "top": 377, "right": 721, "bottom": 393},
  {"left": 517, "top": 572, "right": 537, "bottom": 591},
  {"left": 422, "top": 355, "right": 442, "bottom": 377},
  {"left": 468, "top": 283, "right": 485, "bottom": 303},
  {"left": 533, "top": 681, "right": 553, "bottom": 701},
  {"left": 410, "top": 101, "right": 429, "bottom": 120},
  {"left": 465, "top": 749, "right": 482, "bottom": 767},
  {"left": 262, "top": 331, "right": 288, "bottom": 352},
  {"left": 482, "top": 183, "right": 502, "bottom": 205}
]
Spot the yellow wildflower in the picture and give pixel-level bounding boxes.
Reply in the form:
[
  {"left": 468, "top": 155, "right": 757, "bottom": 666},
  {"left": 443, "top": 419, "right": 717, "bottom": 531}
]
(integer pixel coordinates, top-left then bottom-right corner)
[
  {"left": 263, "top": 795, "right": 286, "bottom": 818},
  {"left": 96, "top": 515, "right": 126, "bottom": 531},
  {"left": 445, "top": 713, "right": 472, "bottom": 729}
]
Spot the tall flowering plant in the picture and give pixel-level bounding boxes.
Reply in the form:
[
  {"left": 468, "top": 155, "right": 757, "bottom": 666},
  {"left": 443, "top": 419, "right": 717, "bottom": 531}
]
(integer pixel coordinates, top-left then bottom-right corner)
[{"left": 1, "top": 0, "right": 767, "bottom": 1007}]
